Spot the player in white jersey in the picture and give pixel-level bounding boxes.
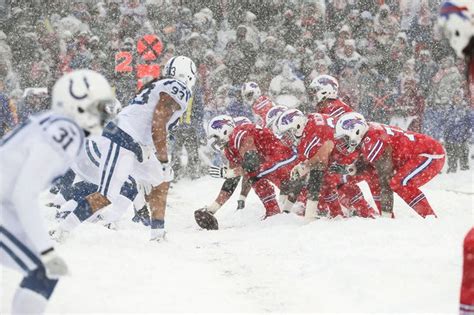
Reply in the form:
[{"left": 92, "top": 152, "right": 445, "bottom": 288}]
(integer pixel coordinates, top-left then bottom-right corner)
[
  {"left": 54, "top": 56, "right": 197, "bottom": 241},
  {"left": 0, "top": 69, "right": 114, "bottom": 314}
]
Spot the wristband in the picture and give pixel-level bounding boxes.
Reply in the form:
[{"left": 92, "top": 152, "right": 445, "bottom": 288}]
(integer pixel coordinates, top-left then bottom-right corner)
[
  {"left": 238, "top": 195, "right": 247, "bottom": 202},
  {"left": 207, "top": 201, "right": 221, "bottom": 214}
]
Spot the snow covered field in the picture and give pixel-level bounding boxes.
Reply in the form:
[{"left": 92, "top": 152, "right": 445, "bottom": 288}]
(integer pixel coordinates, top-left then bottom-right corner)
[{"left": 1, "top": 169, "right": 473, "bottom": 313}]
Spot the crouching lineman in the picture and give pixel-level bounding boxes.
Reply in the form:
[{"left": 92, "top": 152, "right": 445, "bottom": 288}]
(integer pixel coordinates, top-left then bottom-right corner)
[
  {"left": 195, "top": 115, "right": 303, "bottom": 230},
  {"left": 53, "top": 56, "right": 196, "bottom": 242},
  {"left": 275, "top": 109, "right": 377, "bottom": 219},
  {"left": 334, "top": 112, "right": 445, "bottom": 218},
  {"left": 0, "top": 70, "right": 114, "bottom": 314},
  {"left": 438, "top": 0, "right": 474, "bottom": 311}
]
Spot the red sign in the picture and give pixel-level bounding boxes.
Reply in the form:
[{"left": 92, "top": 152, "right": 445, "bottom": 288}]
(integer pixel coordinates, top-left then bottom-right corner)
[{"left": 137, "top": 34, "right": 163, "bottom": 61}]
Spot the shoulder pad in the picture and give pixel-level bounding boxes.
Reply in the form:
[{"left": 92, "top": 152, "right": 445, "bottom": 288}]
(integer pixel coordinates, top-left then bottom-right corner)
[
  {"left": 160, "top": 79, "right": 192, "bottom": 108},
  {"left": 40, "top": 116, "right": 84, "bottom": 160}
]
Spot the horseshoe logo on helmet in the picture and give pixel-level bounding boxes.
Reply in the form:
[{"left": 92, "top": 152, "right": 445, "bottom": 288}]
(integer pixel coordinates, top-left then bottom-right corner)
[{"left": 69, "top": 77, "right": 90, "bottom": 100}]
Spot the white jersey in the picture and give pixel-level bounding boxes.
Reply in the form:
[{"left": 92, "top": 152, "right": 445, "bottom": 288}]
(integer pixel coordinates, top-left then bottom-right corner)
[
  {"left": 71, "top": 135, "right": 108, "bottom": 184},
  {"left": 0, "top": 111, "right": 84, "bottom": 253},
  {"left": 116, "top": 78, "right": 191, "bottom": 146}
]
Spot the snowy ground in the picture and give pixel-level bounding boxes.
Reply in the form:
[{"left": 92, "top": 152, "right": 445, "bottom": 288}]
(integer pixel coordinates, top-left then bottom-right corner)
[{"left": 1, "top": 167, "right": 473, "bottom": 313}]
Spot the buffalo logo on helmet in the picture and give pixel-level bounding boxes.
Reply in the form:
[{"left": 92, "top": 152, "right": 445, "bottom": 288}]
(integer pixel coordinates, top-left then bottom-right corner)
[
  {"left": 318, "top": 77, "right": 337, "bottom": 89},
  {"left": 281, "top": 111, "right": 300, "bottom": 125},
  {"left": 211, "top": 119, "right": 232, "bottom": 129},
  {"left": 249, "top": 82, "right": 258, "bottom": 88},
  {"left": 268, "top": 107, "right": 285, "bottom": 119},
  {"left": 440, "top": 2, "right": 469, "bottom": 20},
  {"left": 341, "top": 118, "right": 363, "bottom": 130}
]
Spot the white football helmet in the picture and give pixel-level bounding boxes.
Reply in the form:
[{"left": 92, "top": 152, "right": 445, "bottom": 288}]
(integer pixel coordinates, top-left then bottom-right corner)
[
  {"left": 207, "top": 115, "right": 235, "bottom": 151},
  {"left": 438, "top": 0, "right": 474, "bottom": 57},
  {"left": 334, "top": 112, "right": 369, "bottom": 154},
  {"left": 51, "top": 69, "right": 114, "bottom": 133},
  {"left": 265, "top": 105, "right": 288, "bottom": 129},
  {"left": 241, "top": 82, "right": 262, "bottom": 105},
  {"left": 308, "top": 75, "right": 339, "bottom": 103},
  {"left": 164, "top": 55, "right": 197, "bottom": 90},
  {"left": 275, "top": 109, "right": 308, "bottom": 144},
  {"left": 234, "top": 116, "right": 252, "bottom": 126}
]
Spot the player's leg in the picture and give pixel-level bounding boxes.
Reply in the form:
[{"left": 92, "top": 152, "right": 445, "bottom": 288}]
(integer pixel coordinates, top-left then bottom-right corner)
[
  {"left": 390, "top": 154, "right": 445, "bottom": 218},
  {"left": 252, "top": 178, "right": 280, "bottom": 218},
  {"left": 319, "top": 173, "right": 344, "bottom": 218},
  {"left": 55, "top": 142, "right": 135, "bottom": 237},
  {"left": 338, "top": 182, "right": 375, "bottom": 218},
  {"left": 0, "top": 224, "right": 58, "bottom": 314},
  {"left": 460, "top": 227, "right": 474, "bottom": 312},
  {"left": 98, "top": 176, "right": 138, "bottom": 226}
]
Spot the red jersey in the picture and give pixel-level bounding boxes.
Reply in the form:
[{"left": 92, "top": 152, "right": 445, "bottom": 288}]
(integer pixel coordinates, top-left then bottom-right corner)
[
  {"left": 317, "top": 98, "right": 353, "bottom": 119},
  {"left": 224, "top": 124, "right": 296, "bottom": 174},
  {"left": 296, "top": 113, "right": 335, "bottom": 162},
  {"left": 360, "top": 122, "right": 444, "bottom": 169},
  {"left": 252, "top": 96, "right": 274, "bottom": 126}
]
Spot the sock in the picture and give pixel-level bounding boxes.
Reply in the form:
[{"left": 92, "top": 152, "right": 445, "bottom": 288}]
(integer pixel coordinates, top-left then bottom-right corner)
[
  {"left": 12, "top": 288, "right": 48, "bottom": 315},
  {"left": 397, "top": 188, "right": 437, "bottom": 218},
  {"left": 252, "top": 179, "right": 280, "bottom": 217},
  {"left": 305, "top": 200, "right": 318, "bottom": 219},
  {"left": 411, "top": 196, "right": 436, "bottom": 218},
  {"left": 350, "top": 195, "right": 376, "bottom": 218},
  {"left": 98, "top": 196, "right": 131, "bottom": 225}
]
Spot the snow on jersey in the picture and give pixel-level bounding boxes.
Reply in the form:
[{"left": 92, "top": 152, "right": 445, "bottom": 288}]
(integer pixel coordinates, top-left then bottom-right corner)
[
  {"left": 224, "top": 124, "right": 295, "bottom": 172},
  {"left": 0, "top": 111, "right": 84, "bottom": 196},
  {"left": 317, "top": 98, "right": 353, "bottom": 119},
  {"left": 117, "top": 78, "right": 191, "bottom": 145},
  {"left": 297, "top": 113, "right": 335, "bottom": 161},
  {"left": 360, "top": 122, "right": 444, "bottom": 169},
  {"left": 252, "top": 96, "right": 274, "bottom": 127}
]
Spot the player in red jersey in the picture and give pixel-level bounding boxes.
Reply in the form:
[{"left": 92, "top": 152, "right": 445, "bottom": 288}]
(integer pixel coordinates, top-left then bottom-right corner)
[
  {"left": 195, "top": 115, "right": 303, "bottom": 228},
  {"left": 275, "top": 109, "right": 376, "bottom": 219},
  {"left": 241, "top": 81, "right": 275, "bottom": 127},
  {"left": 308, "top": 74, "right": 380, "bottom": 216},
  {"left": 438, "top": 1, "right": 474, "bottom": 312},
  {"left": 334, "top": 112, "right": 445, "bottom": 219},
  {"left": 308, "top": 74, "right": 353, "bottom": 118}
]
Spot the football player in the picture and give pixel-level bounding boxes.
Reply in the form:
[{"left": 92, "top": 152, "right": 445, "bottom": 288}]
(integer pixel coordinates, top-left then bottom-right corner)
[
  {"left": 53, "top": 56, "right": 196, "bottom": 242},
  {"left": 334, "top": 112, "right": 445, "bottom": 218},
  {"left": 241, "top": 81, "right": 275, "bottom": 127},
  {"left": 438, "top": 0, "right": 474, "bottom": 312},
  {"left": 0, "top": 70, "right": 114, "bottom": 314},
  {"left": 195, "top": 115, "right": 303, "bottom": 229},
  {"left": 276, "top": 109, "right": 376, "bottom": 219}
]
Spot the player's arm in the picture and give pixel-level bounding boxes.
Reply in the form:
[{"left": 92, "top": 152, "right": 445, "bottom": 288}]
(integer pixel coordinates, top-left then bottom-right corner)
[
  {"left": 373, "top": 146, "right": 394, "bottom": 217},
  {"left": 237, "top": 176, "right": 252, "bottom": 210},
  {"left": 152, "top": 92, "right": 180, "bottom": 162},
  {"left": 12, "top": 140, "right": 66, "bottom": 254},
  {"left": 238, "top": 136, "right": 261, "bottom": 176},
  {"left": 205, "top": 177, "right": 242, "bottom": 214},
  {"left": 293, "top": 140, "right": 334, "bottom": 178}
]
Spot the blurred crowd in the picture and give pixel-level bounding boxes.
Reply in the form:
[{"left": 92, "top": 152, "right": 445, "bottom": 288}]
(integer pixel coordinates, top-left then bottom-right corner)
[{"left": 0, "top": 0, "right": 472, "bottom": 177}]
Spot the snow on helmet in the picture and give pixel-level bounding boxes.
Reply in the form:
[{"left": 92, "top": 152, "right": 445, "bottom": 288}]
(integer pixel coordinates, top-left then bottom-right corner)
[
  {"left": 207, "top": 115, "right": 235, "bottom": 151},
  {"left": 52, "top": 69, "right": 114, "bottom": 133},
  {"left": 241, "top": 81, "right": 262, "bottom": 105},
  {"left": 438, "top": 0, "right": 474, "bottom": 57},
  {"left": 308, "top": 74, "right": 339, "bottom": 103},
  {"left": 234, "top": 116, "right": 252, "bottom": 126},
  {"left": 164, "top": 55, "right": 197, "bottom": 90},
  {"left": 265, "top": 105, "right": 288, "bottom": 129},
  {"left": 334, "top": 112, "right": 369, "bottom": 154},
  {"left": 275, "top": 108, "right": 308, "bottom": 144}
]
